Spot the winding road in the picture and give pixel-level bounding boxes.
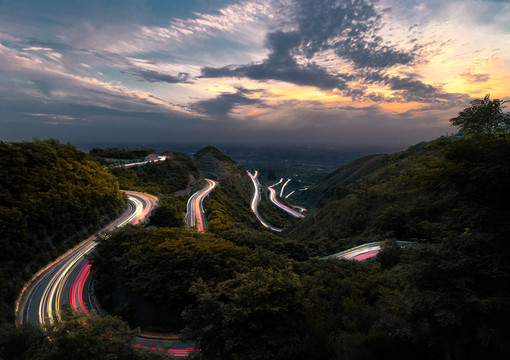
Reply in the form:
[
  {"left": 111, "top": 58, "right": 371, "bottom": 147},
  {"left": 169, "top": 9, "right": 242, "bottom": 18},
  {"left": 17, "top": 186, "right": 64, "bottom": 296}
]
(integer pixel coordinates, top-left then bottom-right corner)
[
  {"left": 247, "top": 170, "right": 283, "bottom": 232},
  {"left": 268, "top": 179, "right": 305, "bottom": 218},
  {"left": 16, "top": 192, "right": 195, "bottom": 357},
  {"left": 14, "top": 179, "right": 412, "bottom": 358},
  {"left": 321, "top": 241, "right": 415, "bottom": 261},
  {"left": 186, "top": 178, "right": 218, "bottom": 232}
]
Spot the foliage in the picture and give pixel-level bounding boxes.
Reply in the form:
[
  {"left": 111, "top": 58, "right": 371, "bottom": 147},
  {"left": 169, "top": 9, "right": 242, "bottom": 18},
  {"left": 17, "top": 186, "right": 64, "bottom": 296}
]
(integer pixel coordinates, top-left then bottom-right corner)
[
  {"left": 109, "top": 152, "right": 200, "bottom": 195},
  {"left": 450, "top": 94, "right": 510, "bottom": 135},
  {"left": 147, "top": 194, "right": 186, "bottom": 228},
  {"left": 286, "top": 141, "right": 454, "bottom": 253},
  {"left": 91, "top": 226, "right": 260, "bottom": 332},
  {"left": 0, "top": 139, "right": 125, "bottom": 323},
  {"left": 194, "top": 146, "right": 247, "bottom": 181},
  {"left": 89, "top": 147, "right": 155, "bottom": 159},
  {"left": 395, "top": 234, "right": 510, "bottom": 359},
  {"left": 0, "top": 310, "right": 167, "bottom": 360},
  {"left": 182, "top": 267, "right": 332, "bottom": 360},
  {"left": 194, "top": 146, "right": 236, "bottom": 165},
  {"left": 205, "top": 184, "right": 311, "bottom": 261},
  {"left": 6, "top": 137, "right": 509, "bottom": 359}
]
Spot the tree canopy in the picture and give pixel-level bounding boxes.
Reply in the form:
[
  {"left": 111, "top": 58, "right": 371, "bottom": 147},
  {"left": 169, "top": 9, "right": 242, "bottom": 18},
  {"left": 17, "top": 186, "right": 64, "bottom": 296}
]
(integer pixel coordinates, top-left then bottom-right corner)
[
  {"left": 450, "top": 94, "right": 510, "bottom": 135},
  {"left": 3, "top": 137, "right": 510, "bottom": 359},
  {"left": 0, "top": 139, "right": 125, "bottom": 323},
  {"left": 0, "top": 310, "right": 167, "bottom": 360}
]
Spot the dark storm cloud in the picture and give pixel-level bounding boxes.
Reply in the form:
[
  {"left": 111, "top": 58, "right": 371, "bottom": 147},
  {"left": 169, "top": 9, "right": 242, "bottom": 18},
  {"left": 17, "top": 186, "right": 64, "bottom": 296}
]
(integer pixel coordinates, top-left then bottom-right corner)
[
  {"left": 190, "top": 87, "right": 262, "bottom": 117},
  {"left": 387, "top": 76, "right": 467, "bottom": 104},
  {"left": 386, "top": 76, "right": 445, "bottom": 102},
  {"left": 294, "top": 0, "right": 414, "bottom": 68},
  {"left": 201, "top": 31, "right": 350, "bottom": 90},
  {"left": 200, "top": 0, "right": 416, "bottom": 93},
  {"left": 122, "top": 67, "right": 193, "bottom": 83}
]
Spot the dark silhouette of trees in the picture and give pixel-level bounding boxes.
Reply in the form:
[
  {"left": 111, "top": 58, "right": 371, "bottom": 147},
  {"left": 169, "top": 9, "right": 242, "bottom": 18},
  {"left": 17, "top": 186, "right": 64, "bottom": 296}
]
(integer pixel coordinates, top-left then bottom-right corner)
[
  {"left": 0, "top": 310, "right": 166, "bottom": 360},
  {"left": 450, "top": 94, "right": 510, "bottom": 135},
  {"left": 0, "top": 139, "right": 125, "bottom": 323}
]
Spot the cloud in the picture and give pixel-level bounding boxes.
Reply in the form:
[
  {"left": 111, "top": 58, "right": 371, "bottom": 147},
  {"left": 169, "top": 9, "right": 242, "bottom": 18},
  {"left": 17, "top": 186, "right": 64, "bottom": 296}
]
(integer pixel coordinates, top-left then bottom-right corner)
[
  {"left": 359, "top": 70, "right": 468, "bottom": 105},
  {"left": 294, "top": 0, "right": 415, "bottom": 68},
  {"left": 199, "top": 0, "right": 420, "bottom": 97},
  {"left": 190, "top": 87, "right": 263, "bottom": 118},
  {"left": 201, "top": 30, "right": 350, "bottom": 90},
  {"left": 460, "top": 72, "right": 490, "bottom": 83},
  {"left": 25, "top": 113, "right": 78, "bottom": 125},
  {"left": 122, "top": 67, "right": 193, "bottom": 83},
  {"left": 0, "top": 42, "right": 193, "bottom": 122}
]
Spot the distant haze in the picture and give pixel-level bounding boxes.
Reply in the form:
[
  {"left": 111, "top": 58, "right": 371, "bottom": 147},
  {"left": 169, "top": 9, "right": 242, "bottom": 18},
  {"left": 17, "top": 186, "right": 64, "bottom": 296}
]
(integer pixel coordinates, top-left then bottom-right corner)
[{"left": 1, "top": 0, "right": 509, "bottom": 146}]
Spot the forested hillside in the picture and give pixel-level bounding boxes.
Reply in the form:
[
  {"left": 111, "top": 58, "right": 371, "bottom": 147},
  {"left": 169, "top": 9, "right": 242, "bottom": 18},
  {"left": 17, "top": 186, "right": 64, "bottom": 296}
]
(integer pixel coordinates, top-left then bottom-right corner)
[
  {"left": 0, "top": 139, "right": 126, "bottom": 323},
  {"left": 3, "top": 135, "right": 509, "bottom": 359},
  {"left": 92, "top": 135, "right": 510, "bottom": 359},
  {"left": 296, "top": 153, "right": 387, "bottom": 208},
  {"left": 109, "top": 151, "right": 200, "bottom": 195},
  {"left": 286, "top": 140, "right": 453, "bottom": 254},
  {"left": 89, "top": 147, "right": 154, "bottom": 160},
  {"left": 196, "top": 147, "right": 303, "bottom": 249}
]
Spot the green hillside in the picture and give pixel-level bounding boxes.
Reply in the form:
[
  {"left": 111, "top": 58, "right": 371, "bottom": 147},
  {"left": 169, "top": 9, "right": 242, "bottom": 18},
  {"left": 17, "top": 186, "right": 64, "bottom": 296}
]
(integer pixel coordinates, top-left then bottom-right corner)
[
  {"left": 109, "top": 151, "right": 200, "bottom": 196},
  {"left": 286, "top": 139, "right": 459, "bottom": 254},
  {"left": 296, "top": 153, "right": 387, "bottom": 208},
  {"left": 0, "top": 139, "right": 126, "bottom": 323},
  {"left": 194, "top": 145, "right": 246, "bottom": 180},
  {"left": 196, "top": 146, "right": 301, "bottom": 241},
  {"left": 3, "top": 136, "right": 510, "bottom": 359}
]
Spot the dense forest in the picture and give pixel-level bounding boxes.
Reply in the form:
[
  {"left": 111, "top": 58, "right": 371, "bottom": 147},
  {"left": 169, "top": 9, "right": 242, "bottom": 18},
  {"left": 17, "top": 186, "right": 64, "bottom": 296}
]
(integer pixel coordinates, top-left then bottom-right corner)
[
  {"left": 0, "top": 139, "right": 126, "bottom": 324},
  {"left": 109, "top": 151, "right": 200, "bottom": 195},
  {"left": 1, "top": 95, "right": 510, "bottom": 359},
  {"left": 90, "top": 135, "right": 510, "bottom": 359},
  {"left": 1, "top": 310, "right": 167, "bottom": 360},
  {"left": 89, "top": 147, "right": 155, "bottom": 160}
]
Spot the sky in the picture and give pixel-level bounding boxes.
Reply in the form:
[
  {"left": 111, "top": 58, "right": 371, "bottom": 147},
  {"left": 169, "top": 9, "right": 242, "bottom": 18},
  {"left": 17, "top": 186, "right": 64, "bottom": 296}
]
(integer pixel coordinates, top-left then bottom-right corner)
[{"left": 0, "top": 0, "right": 509, "bottom": 148}]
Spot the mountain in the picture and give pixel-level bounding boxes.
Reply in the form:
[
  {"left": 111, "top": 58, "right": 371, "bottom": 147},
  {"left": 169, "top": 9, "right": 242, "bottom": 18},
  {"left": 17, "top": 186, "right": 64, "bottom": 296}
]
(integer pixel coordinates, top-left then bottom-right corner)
[
  {"left": 194, "top": 145, "right": 246, "bottom": 181},
  {"left": 296, "top": 153, "right": 387, "bottom": 208},
  {"left": 286, "top": 140, "right": 455, "bottom": 252},
  {"left": 0, "top": 139, "right": 126, "bottom": 323},
  {"left": 109, "top": 151, "right": 201, "bottom": 196}
]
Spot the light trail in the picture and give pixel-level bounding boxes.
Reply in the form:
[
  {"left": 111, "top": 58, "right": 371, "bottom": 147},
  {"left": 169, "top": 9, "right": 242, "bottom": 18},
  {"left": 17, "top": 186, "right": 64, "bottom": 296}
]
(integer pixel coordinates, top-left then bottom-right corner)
[
  {"left": 267, "top": 185, "right": 305, "bottom": 219},
  {"left": 247, "top": 171, "right": 282, "bottom": 232},
  {"left": 116, "top": 156, "right": 168, "bottom": 168},
  {"left": 321, "top": 241, "right": 415, "bottom": 261},
  {"left": 280, "top": 178, "right": 291, "bottom": 198},
  {"left": 28, "top": 192, "right": 155, "bottom": 326},
  {"left": 186, "top": 179, "right": 218, "bottom": 232},
  {"left": 285, "top": 190, "right": 295, "bottom": 198},
  {"left": 16, "top": 192, "right": 195, "bottom": 357}
]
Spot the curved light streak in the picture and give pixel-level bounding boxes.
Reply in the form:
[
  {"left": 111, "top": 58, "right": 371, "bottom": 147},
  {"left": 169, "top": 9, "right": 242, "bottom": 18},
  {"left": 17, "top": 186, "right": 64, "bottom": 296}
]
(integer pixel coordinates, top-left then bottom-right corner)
[
  {"left": 284, "top": 190, "right": 295, "bottom": 198},
  {"left": 321, "top": 241, "right": 415, "bottom": 261},
  {"left": 267, "top": 180, "right": 305, "bottom": 219},
  {"left": 16, "top": 192, "right": 195, "bottom": 356},
  {"left": 16, "top": 182, "right": 416, "bottom": 357},
  {"left": 280, "top": 178, "right": 291, "bottom": 198},
  {"left": 186, "top": 178, "right": 218, "bottom": 232},
  {"left": 247, "top": 171, "right": 282, "bottom": 232}
]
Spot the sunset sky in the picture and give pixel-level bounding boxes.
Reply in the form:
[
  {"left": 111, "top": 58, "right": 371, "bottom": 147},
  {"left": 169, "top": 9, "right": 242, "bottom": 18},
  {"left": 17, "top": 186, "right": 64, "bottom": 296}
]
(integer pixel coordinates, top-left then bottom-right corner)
[{"left": 1, "top": 0, "right": 509, "bottom": 147}]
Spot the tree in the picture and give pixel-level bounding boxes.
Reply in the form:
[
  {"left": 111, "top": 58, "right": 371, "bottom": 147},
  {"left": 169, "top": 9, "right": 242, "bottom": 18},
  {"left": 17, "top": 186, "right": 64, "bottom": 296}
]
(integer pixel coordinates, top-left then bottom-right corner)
[
  {"left": 450, "top": 94, "right": 510, "bottom": 136},
  {"left": 147, "top": 195, "right": 185, "bottom": 228},
  {"left": 0, "top": 310, "right": 167, "bottom": 360},
  {"left": 182, "top": 267, "right": 337, "bottom": 360}
]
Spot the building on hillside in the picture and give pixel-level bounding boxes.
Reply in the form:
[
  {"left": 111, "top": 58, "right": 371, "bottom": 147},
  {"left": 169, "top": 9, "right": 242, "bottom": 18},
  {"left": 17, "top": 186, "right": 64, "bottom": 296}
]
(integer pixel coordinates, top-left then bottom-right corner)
[{"left": 144, "top": 150, "right": 158, "bottom": 162}]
